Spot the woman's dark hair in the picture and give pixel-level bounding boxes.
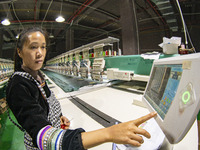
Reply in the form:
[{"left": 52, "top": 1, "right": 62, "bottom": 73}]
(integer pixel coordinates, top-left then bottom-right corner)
[{"left": 14, "top": 27, "right": 49, "bottom": 71}]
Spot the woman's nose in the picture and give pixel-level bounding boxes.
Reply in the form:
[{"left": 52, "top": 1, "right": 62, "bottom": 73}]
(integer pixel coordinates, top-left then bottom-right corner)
[{"left": 36, "top": 47, "right": 42, "bottom": 57}]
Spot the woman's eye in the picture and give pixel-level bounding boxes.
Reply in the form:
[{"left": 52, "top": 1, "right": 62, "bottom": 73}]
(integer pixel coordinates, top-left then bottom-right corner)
[
  {"left": 30, "top": 46, "right": 38, "bottom": 49},
  {"left": 41, "top": 46, "right": 47, "bottom": 49}
]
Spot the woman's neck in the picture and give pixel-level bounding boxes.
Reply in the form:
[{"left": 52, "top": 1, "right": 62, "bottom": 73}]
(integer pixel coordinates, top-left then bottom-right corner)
[
  {"left": 22, "top": 66, "right": 44, "bottom": 84},
  {"left": 22, "top": 65, "right": 38, "bottom": 79},
  {"left": 21, "top": 65, "right": 44, "bottom": 84},
  {"left": 21, "top": 66, "right": 44, "bottom": 85}
]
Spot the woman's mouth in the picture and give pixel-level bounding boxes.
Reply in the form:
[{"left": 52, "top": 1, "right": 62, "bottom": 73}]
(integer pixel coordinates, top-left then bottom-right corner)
[{"left": 35, "top": 60, "right": 43, "bottom": 64}]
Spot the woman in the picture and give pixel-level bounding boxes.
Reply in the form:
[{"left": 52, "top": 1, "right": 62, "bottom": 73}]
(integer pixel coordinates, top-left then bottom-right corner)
[{"left": 6, "top": 27, "right": 157, "bottom": 150}]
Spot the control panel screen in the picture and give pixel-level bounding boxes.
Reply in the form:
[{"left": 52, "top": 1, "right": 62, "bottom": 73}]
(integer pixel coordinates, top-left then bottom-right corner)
[{"left": 144, "top": 64, "right": 182, "bottom": 120}]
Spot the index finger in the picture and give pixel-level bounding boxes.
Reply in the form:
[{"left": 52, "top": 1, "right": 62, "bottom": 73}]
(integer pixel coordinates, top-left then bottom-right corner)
[{"left": 134, "top": 112, "right": 157, "bottom": 126}]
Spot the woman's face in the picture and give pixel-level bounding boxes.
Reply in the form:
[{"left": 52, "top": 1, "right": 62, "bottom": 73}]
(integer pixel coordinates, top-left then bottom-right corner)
[{"left": 18, "top": 31, "right": 46, "bottom": 71}]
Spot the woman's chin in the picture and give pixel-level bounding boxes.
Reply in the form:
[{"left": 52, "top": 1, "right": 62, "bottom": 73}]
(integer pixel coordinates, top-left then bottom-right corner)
[{"left": 32, "top": 65, "right": 43, "bottom": 71}]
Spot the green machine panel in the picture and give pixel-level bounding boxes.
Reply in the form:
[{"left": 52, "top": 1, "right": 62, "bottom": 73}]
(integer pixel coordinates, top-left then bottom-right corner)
[{"left": 103, "top": 54, "right": 179, "bottom": 75}]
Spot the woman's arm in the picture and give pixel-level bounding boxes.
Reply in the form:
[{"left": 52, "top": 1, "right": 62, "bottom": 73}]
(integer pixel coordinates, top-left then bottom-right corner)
[{"left": 81, "top": 112, "right": 157, "bottom": 149}]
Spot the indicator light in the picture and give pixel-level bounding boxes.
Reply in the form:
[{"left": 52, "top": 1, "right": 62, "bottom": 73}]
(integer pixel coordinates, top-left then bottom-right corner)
[{"left": 182, "top": 91, "right": 191, "bottom": 104}]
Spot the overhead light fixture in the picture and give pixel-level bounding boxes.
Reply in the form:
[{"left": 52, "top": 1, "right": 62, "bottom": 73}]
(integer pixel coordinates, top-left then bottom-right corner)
[
  {"left": 49, "top": 22, "right": 54, "bottom": 38},
  {"left": 49, "top": 33, "right": 54, "bottom": 38},
  {"left": 56, "top": 0, "right": 65, "bottom": 23},
  {"left": 56, "top": 16, "right": 65, "bottom": 22},
  {"left": 1, "top": 18, "right": 11, "bottom": 26},
  {"left": 2, "top": 3, "right": 12, "bottom": 26}
]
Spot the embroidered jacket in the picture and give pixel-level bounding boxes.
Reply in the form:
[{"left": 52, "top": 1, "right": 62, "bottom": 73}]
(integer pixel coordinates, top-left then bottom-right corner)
[{"left": 6, "top": 70, "right": 85, "bottom": 150}]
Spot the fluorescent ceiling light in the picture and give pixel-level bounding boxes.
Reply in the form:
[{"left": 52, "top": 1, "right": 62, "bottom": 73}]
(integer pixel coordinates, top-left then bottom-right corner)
[
  {"left": 1, "top": 19, "right": 11, "bottom": 26},
  {"left": 49, "top": 33, "right": 54, "bottom": 38},
  {"left": 55, "top": 16, "right": 65, "bottom": 22}
]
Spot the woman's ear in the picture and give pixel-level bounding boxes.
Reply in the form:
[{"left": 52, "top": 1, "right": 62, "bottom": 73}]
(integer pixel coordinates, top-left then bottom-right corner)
[{"left": 17, "top": 48, "right": 22, "bottom": 58}]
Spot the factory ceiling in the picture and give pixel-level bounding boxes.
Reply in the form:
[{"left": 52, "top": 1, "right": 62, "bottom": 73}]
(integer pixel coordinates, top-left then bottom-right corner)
[{"left": 0, "top": 0, "right": 199, "bottom": 60}]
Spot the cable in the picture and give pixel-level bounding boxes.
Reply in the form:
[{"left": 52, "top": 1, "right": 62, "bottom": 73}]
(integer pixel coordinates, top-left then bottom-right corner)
[
  {"left": 11, "top": 1, "right": 24, "bottom": 29},
  {"left": 132, "top": 0, "right": 140, "bottom": 54},
  {"left": 59, "top": 0, "right": 63, "bottom": 16},
  {"left": 175, "top": 0, "right": 196, "bottom": 52},
  {"left": 175, "top": 0, "right": 188, "bottom": 46},
  {"left": 6, "top": 2, "right": 12, "bottom": 18},
  {"left": 34, "top": 0, "right": 38, "bottom": 24},
  {"left": 41, "top": 0, "right": 53, "bottom": 27},
  {"left": 185, "top": 23, "right": 196, "bottom": 52}
]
